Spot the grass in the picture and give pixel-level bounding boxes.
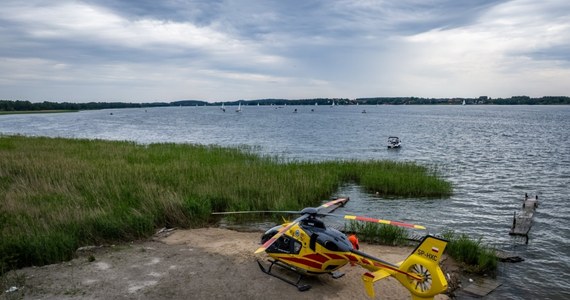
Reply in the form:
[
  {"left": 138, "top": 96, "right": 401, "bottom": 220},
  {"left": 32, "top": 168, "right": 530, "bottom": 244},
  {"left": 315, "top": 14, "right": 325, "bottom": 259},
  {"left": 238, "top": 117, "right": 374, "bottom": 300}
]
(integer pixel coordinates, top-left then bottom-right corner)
[
  {"left": 344, "top": 221, "right": 409, "bottom": 246},
  {"left": 0, "top": 135, "right": 452, "bottom": 272},
  {"left": 441, "top": 230, "right": 498, "bottom": 275}
]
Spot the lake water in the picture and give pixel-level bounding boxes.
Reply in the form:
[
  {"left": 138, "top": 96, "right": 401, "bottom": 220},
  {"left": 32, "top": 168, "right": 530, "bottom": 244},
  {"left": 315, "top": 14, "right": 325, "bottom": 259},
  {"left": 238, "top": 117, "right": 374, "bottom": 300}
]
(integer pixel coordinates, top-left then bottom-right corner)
[{"left": 1, "top": 105, "right": 569, "bottom": 299}]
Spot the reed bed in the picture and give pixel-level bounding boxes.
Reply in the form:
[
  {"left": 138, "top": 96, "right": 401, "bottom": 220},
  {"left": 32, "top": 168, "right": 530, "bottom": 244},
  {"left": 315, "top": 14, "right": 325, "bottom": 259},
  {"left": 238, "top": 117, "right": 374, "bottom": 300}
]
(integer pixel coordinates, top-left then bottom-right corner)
[
  {"left": 0, "top": 136, "right": 451, "bottom": 271},
  {"left": 441, "top": 230, "right": 498, "bottom": 275}
]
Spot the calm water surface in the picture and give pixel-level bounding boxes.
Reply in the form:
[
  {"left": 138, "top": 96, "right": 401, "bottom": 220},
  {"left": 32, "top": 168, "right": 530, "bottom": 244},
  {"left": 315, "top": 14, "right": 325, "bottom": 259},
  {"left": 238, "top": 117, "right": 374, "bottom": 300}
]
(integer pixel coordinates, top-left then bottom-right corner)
[{"left": 1, "top": 105, "right": 569, "bottom": 299}]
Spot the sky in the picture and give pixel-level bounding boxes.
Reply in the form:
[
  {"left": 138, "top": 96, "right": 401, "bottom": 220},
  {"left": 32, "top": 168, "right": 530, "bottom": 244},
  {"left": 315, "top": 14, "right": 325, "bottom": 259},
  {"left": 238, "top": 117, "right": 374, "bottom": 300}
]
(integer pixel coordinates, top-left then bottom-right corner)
[{"left": 1, "top": 0, "right": 569, "bottom": 103}]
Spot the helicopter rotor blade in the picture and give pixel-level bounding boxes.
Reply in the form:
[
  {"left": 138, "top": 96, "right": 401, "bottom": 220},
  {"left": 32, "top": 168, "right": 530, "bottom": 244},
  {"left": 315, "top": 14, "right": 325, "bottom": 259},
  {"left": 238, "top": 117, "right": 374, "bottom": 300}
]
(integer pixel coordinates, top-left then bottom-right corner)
[
  {"left": 316, "top": 197, "right": 350, "bottom": 212},
  {"left": 213, "top": 197, "right": 349, "bottom": 216},
  {"left": 320, "top": 213, "right": 426, "bottom": 230},
  {"left": 254, "top": 214, "right": 309, "bottom": 254},
  {"left": 344, "top": 215, "right": 426, "bottom": 230},
  {"left": 211, "top": 210, "right": 300, "bottom": 215}
]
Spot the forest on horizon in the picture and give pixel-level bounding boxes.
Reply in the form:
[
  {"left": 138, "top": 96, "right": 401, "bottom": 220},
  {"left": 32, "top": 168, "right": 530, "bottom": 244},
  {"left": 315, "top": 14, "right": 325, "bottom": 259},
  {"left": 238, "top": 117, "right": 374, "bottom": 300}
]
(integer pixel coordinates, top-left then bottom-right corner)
[{"left": 1, "top": 96, "right": 569, "bottom": 112}]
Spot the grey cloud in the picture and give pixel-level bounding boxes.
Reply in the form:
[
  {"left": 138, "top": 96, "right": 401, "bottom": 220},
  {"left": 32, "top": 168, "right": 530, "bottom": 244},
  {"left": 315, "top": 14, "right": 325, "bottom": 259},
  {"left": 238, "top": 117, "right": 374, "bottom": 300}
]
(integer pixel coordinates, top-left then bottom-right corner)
[
  {"left": 0, "top": 0, "right": 568, "bottom": 101},
  {"left": 527, "top": 45, "right": 570, "bottom": 64},
  {"left": 83, "top": 0, "right": 224, "bottom": 25}
]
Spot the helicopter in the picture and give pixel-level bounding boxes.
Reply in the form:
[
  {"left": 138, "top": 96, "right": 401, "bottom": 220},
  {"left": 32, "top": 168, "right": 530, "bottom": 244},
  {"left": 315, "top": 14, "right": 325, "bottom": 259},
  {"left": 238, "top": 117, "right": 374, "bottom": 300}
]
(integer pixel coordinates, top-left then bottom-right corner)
[{"left": 212, "top": 197, "right": 448, "bottom": 300}]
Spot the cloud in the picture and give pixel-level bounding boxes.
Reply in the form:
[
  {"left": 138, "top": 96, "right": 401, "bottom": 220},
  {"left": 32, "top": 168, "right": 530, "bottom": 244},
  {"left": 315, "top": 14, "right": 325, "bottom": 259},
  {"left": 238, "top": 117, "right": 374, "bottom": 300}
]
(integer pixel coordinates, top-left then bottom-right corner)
[
  {"left": 0, "top": 0, "right": 569, "bottom": 101},
  {"left": 368, "top": 0, "right": 570, "bottom": 97},
  {"left": 1, "top": 1, "right": 281, "bottom": 63},
  {"left": 0, "top": 0, "right": 299, "bottom": 100}
]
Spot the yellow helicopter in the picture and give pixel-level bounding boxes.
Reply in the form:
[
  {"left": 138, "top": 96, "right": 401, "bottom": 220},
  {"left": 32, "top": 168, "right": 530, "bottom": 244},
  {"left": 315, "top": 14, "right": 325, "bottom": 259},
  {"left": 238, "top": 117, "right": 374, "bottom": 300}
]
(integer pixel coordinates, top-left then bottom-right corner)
[{"left": 212, "top": 197, "right": 448, "bottom": 299}]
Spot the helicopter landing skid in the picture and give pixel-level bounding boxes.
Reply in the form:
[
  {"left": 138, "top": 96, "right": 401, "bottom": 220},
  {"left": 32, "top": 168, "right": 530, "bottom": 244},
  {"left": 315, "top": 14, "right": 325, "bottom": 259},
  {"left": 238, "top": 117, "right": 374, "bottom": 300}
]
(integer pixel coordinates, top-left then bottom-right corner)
[{"left": 257, "top": 259, "right": 311, "bottom": 292}]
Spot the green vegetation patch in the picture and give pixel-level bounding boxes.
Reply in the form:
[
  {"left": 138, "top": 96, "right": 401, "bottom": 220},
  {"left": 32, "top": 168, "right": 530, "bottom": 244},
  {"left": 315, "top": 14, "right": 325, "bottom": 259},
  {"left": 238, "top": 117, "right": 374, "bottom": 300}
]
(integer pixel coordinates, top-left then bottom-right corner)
[
  {"left": 344, "top": 221, "right": 409, "bottom": 246},
  {"left": 0, "top": 135, "right": 451, "bottom": 272},
  {"left": 442, "top": 230, "right": 498, "bottom": 275}
]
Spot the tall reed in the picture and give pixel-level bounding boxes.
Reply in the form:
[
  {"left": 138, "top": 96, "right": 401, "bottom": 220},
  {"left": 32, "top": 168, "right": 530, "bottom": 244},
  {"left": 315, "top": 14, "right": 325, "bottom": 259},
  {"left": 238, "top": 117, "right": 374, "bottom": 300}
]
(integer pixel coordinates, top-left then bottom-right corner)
[
  {"left": 441, "top": 230, "right": 498, "bottom": 274},
  {"left": 0, "top": 136, "right": 451, "bottom": 271}
]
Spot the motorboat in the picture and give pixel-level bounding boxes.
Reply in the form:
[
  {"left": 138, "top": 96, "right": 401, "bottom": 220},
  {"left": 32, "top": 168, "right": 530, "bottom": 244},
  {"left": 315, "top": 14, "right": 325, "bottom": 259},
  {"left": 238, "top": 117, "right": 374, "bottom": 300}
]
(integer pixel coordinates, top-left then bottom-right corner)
[{"left": 387, "top": 136, "right": 401, "bottom": 149}]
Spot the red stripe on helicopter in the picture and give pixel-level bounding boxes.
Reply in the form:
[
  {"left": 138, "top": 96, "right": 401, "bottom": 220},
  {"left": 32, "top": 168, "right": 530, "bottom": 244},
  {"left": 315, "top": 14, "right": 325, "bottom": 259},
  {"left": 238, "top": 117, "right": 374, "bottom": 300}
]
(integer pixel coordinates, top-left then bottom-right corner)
[
  {"left": 280, "top": 257, "right": 322, "bottom": 269},
  {"left": 347, "top": 216, "right": 418, "bottom": 229},
  {"left": 372, "top": 261, "right": 401, "bottom": 273},
  {"left": 324, "top": 253, "right": 344, "bottom": 260},
  {"left": 388, "top": 220, "right": 416, "bottom": 228},
  {"left": 344, "top": 254, "right": 358, "bottom": 262},
  {"left": 363, "top": 272, "right": 375, "bottom": 279},
  {"left": 352, "top": 216, "right": 378, "bottom": 223},
  {"left": 361, "top": 258, "right": 371, "bottom": 265},
  {"left": 260, "top": 237, "right": 278, "bottom": 248},
  {"left": 304, "top": 253, "right": 329, "bottom": 263},
  {"left": 371, "top": 261, "right": 422, "bottom": 280}
]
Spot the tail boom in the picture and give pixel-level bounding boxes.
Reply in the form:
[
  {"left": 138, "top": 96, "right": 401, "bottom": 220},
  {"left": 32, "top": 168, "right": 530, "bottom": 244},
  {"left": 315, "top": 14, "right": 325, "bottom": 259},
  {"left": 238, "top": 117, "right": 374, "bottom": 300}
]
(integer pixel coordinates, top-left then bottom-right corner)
[{"left": 353, "top": 235, "right": 448, "bottom": 299}]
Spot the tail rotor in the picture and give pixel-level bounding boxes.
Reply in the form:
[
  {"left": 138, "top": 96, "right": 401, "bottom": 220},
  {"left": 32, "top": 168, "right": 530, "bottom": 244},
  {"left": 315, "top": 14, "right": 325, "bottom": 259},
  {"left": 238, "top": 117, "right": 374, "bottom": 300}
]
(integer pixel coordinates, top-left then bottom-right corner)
[{"left": 393, "top": 235, "right": 448, "bottom": 300}]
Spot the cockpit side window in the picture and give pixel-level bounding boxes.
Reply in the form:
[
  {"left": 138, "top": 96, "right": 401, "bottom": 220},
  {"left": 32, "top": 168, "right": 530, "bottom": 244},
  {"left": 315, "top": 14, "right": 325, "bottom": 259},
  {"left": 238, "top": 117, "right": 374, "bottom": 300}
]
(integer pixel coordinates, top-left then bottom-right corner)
[
  {"left": 292, "top": 240, "right": 302, "bottom": 254},
  {"left": 270, "top": 236, "right": 302, "bottom": 254},
  {"left": 323, "top": 240, "right": 339, "bottom": 251}
]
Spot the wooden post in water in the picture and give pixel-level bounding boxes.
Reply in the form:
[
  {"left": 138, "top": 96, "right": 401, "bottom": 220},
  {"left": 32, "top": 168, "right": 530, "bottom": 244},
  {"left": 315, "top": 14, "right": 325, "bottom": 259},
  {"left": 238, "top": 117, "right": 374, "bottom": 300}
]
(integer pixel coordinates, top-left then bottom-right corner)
[{"left": 511, "top": 211, "right": 516, "bottom": 230}]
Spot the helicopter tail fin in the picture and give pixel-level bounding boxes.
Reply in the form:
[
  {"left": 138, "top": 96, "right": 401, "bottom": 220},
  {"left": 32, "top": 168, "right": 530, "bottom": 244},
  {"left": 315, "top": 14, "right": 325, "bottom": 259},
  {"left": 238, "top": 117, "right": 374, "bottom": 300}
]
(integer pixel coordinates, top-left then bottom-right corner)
[{"left": 392, "top": 235, "right": 448, "bottom": 300}]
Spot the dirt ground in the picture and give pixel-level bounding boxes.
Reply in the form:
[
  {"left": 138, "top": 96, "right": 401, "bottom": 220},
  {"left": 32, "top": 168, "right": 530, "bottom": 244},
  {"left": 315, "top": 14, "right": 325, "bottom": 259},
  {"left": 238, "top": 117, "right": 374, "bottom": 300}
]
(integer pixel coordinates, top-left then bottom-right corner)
[{"left": 1, "top": 228, "right": 456, "bottom": 300}]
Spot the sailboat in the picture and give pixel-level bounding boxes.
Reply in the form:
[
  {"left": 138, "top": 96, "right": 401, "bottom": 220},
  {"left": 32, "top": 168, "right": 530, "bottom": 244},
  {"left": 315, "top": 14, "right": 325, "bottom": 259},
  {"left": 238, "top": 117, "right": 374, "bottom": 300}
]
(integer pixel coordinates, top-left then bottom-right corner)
[
  {"left": 236, "top": 102, "right": 242, "bottom": 112},
  {"left": 462, "top": 100, "right": 466, "bottom": 106}
]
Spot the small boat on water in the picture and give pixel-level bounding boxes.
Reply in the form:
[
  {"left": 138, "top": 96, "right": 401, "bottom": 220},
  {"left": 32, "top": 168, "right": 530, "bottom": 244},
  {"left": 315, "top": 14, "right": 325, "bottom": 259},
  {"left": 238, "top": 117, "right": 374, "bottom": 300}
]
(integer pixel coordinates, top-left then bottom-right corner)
[{"left": 387, "top": 136, "right": 401, "bottom": 149}]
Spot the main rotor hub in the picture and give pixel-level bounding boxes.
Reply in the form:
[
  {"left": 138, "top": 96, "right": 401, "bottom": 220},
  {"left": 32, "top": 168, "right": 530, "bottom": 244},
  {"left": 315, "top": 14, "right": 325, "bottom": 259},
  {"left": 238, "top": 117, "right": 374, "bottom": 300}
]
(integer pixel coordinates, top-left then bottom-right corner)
[{"left": 300, "top": 207, "right": 318, "bottom": 216}]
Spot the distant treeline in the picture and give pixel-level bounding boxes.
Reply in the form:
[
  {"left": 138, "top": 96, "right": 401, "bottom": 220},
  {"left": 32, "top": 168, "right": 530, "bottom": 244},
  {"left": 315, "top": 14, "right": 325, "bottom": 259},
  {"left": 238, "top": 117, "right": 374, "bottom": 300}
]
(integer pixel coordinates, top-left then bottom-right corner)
[
  {"left": 1, "top": 96, "right": 569, "bottom": 111},
  {"left": 0, "top": 100, "right": 203, "bottom": 112},
  {"left": 355, "top": 96, "right": 570, "bottom": 105}
]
